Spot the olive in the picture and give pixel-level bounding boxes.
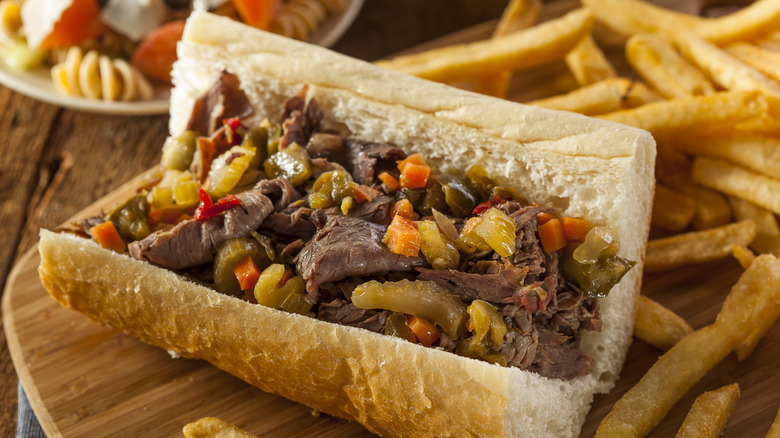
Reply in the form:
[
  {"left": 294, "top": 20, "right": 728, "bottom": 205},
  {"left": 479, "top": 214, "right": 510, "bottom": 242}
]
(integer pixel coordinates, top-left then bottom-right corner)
[
  {"left": 106, "top": 193, "right": 150, "bottom": 242},
  {"left": 264, "top": 143, "right": 312, "bottom": 187},
  {"left": 560, "top": 243, "right": 636, "bottom": 298},
  {"left": 214, "top": 238, "right": 272, "bottom": 297},
  {"left": 384, "top": 312, "right": 414, "bottom": 342},
  {"left": 161, "top": 131, "right": 199, "bottom": 171}
]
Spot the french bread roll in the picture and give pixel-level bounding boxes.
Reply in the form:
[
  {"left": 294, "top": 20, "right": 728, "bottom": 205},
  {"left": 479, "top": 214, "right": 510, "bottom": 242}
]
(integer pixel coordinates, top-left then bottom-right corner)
[{"left": 38, "top": 11, "right": 656, "bottom": 438}]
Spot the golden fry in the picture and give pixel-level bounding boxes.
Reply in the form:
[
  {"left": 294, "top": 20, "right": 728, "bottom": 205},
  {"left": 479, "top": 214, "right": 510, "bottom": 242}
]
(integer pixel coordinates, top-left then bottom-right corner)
[
  {"left": 596, "top": 255, "right": 780, "bottom": 437},
  {"left": 728, "top": 196, "right": 780, "bottom": 255},
  {"left": 682, "top": 185, "right": 732, "bottom": 231},
  {"left": 726, "top": 42, "right": 780, "bottom": 85},
  {"left": 526, "top": 77, "right": 631, "bottom": 115},
  {"left": 626, "top": 33, "right": 714, "bottom": 99},
  {"left": 634, "top": 295, "right": 693, "bottom": 351},
  {"left": 696, "top": 0, "right": 780, "bottom": 45},
  {"left": 676, "top": 384, "right": 740, "bottom": 438},
  {"left": 674, "top": 32, "right": 780, "bottom": 99},
  {"left": 621, "top": 80, "right": 664, "bottom": 108},
  {"left": 475, "top": 0, "right": 542, "bottom": 97},
  {"left": 645, "top": 220, "right": 757, "bottom": 272},
  {"left": 183, "top": 417, "right": 258, "bottom": 438},
  {"left": 693, "top": 156, "right": 780, "bottom": 215},
  {"left": 732, "top": 244, "right": 756, "bottom": 269},
  {"left": 672, "top": 132, "right": 780, "bottom": 178},
  {"left": 564, "top": 34, "right": 617, "bottom": 86},
  {"left": 597, "top": 90, "right": 768, "bottom": 139},
  {"left": 583, "top": 0, "right": 780, "bottom": 45},
  {"left": 652, "top": 184, "right": 696, "bottom": 232},
  {"left": 375, "top": 9, "right": 592, "bottom": 83},
  {"left": 581, "top": 0, "right": 701, "bottom": 39}
]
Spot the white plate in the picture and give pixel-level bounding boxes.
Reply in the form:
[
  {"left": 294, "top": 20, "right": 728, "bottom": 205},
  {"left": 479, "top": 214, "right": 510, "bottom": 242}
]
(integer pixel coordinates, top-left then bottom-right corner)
[{"left": 0, "top": 0, "right": 364, "bottom": 116}]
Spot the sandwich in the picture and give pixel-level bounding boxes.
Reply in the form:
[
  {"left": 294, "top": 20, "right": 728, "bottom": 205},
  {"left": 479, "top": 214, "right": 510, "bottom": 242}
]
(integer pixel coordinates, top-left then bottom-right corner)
[{"left": 38, "top": 10, "right": 655, "bottom": 438}]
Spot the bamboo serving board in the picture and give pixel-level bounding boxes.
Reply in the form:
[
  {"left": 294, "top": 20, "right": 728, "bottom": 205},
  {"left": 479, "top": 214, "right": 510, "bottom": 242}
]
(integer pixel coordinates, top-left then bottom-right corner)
[{"left": 5, "top": 6, "right": 780, "bottom": 437}]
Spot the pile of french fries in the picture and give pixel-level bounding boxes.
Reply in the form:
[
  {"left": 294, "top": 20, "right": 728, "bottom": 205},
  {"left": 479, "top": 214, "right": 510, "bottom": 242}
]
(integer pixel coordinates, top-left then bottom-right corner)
[{"left": 377, "top": 0, "right": 780, "bottom": 436}]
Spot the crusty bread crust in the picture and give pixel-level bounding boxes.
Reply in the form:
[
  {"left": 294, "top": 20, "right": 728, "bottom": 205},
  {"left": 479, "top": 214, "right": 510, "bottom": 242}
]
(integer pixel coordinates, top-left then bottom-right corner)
[{"left": 39, "top": 11, "right": 656, "bottom": 438}]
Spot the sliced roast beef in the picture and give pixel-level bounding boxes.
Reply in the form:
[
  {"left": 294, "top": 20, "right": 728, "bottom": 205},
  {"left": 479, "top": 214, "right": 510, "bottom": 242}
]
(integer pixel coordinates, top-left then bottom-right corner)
[
  {"left": 186, "top": 71, "right": 254, "bottom": 136},
  {"left": 254, "top": 177, "right": 300, "bottom": 211},
  {"left": 262, "top": 208, "right": 316, "bottom": 237},
  {"left": 128, "top": 182, "right": 275, "bottom": 269},
  {"left": 416, "top": 260, "right": 545, "bottom": 307},
  {"left": 344, "top": 139, "right": 406, "bottom": 185},
  {"left": 317, "top": 298, "right": 388, "bottom": 333},
  {"left": 279, "top": 88, "right": 323, "bottom": 149},
  {"left": 296, "top": 212, "right": 424, "bottom": 301},
  {"left": 500, "top": 328, "right": 538, "bottom": 369},
  {"left": 526, "top": 329, "right": 593, "bottom": 380}
]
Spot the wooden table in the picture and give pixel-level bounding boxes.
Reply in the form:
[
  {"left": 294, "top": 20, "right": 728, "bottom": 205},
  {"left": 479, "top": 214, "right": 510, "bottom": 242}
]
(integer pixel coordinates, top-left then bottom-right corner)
[{"left": 0, "top": 2, "right": 510, "bottom": 436}]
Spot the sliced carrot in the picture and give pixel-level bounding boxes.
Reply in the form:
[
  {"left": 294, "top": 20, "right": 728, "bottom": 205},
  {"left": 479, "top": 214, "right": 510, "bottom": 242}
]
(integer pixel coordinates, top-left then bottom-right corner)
[
  {"left": 349, "top": 182, "right": 374, "bottom": 203},
  {"left": 407, "top": 315, "right": 440, "bottom": 347},
  {"left": 538, "top": 218, "right": 567, "bottom": 253},
  {"left": 390, "top": 199, "right": 414, "bottom": 220},
  {"left": 38, "top": 0, "right": 104, "bottom": 50},
  {"left": 561, "top": 217, "right": 591, "bottom": 242},
  {"left": 378, "top": 171, "right": 400, "bottom": 192},
  {"left": 233, "top": 255, "right": 262, "bottom": 291},
  {"left": 399, "top": 162, "right": 430, "bottom": 189},
  {"left": 536, "top": 211, "right": 557, "bottom": 225},
  {"left": 383, "top": 215, "right": 421, "bottom": 257},
  {"left": 91, "top": 221, "right": 125, "bottom": 253},
  {"left": 231, "top": 0, "right": 280, "bottom": 30},
  {"left": 397, "top": 153, "right": 426, "bottom": 172}
]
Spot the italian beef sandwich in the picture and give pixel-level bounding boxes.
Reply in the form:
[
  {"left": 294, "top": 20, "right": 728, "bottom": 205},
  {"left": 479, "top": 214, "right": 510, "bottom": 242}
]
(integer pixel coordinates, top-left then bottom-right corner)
[{"left": 38, "top": 10, "right": 655, "bottom": 438}]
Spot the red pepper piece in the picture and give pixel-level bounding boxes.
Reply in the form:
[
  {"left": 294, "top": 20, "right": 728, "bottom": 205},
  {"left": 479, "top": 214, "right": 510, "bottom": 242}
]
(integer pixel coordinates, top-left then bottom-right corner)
[
  {"left": 194, "top": 187, "right": 242, "bottom": 221},
  {"left": 472, "top": 195, "right": 505, "bottom": 215}
]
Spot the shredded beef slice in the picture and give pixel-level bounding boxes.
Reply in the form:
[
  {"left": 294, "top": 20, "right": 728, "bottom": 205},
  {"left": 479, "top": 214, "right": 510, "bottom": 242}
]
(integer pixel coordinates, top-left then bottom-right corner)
[
  {"left": 186, "top": 71, "right": 254, "bottom": 136},
  {"left": 344, "top": 139, "right": 407, "bottom": 186},
  {"left": 295, "top": 212, "right": 424, "bottom": 301},
  {"left": 128, "top": 181, "right": 278, "bottom": 269},
  {"left": 317, "top": 298, "right": 388, "bottom": 332}
]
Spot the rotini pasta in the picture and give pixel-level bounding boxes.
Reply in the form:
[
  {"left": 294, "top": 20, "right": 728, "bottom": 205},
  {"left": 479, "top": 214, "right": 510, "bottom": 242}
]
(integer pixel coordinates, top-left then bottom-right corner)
[
  {"left": 0, "top": 0, "right": 24, "bottom": 40},
  {"left": 271, "top": 0, "right": 346, "bottom": 42},
  {"left": 50, "top": 45, "right": 153, "bottom": 102}
]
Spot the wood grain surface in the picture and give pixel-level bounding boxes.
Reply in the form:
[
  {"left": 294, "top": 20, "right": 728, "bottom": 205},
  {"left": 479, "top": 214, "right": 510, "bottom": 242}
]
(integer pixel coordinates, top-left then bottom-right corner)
[
  {"left": 0, "top": 2, "right": 510, "bottom": 436},
  {"left": 3, "top": 1, "right": 776, "bottom": 437}
]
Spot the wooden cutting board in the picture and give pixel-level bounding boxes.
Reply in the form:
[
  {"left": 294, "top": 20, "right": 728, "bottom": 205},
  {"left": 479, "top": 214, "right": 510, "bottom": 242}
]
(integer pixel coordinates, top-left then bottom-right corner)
[{"left": 5, "top": 5, "right": 780, "bottom": 438}]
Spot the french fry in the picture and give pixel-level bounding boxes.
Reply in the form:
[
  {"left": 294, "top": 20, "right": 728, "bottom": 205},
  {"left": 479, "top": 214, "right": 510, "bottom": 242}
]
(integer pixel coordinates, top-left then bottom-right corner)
[
  {"left": 526, "top": 77, "right": 631, "bottom": 115},
  {"left": 676, "top": 384, "right": 740, "bottom": 438},
  {"left": 672, "top": 132, "right": 780, "bottom": 178},
  {"left": 634, "top": 295, "right": 693, "bottom": 351},
  {"left": 645, "top": 220, "right": 757, "bottom": 272},
  {"left": 375, "top": 9, "right": 593, "bottom": 83},
  {"left": 768, "top": 405, "right": 780, "bottom": 438},
  {"left": 580, "top": 0, "right": 701, "bottom": 39},
  {"left": 726, "top": 42, "right": 780, "bottom": 85},
  {"left": 674, "top": 32, "right": 780, "bottom": 99},
  {"left": 728, "top": 196, "right": 780, "bottom": 255},
  {"left": 682, "top": 185, "right": 732, "bottom": 231},
  {"left": 621, "top": 80, "right": 664, "bottom": 108},
  {"left": 652, "top": 184, "right": 696, "bottom": 232},
  {"left": 583, "top": 0, "right": 780, "bottom": 45},
  {"left": 597, "top": 90, "right": 768, "bottom": 140},
  {"left": 595, "top": 255, "right": 780, "bottom": 437},
  {"left": 184, "top": 417, "right": 258, "bottom": 438},
  {"left": 693, "top": 156, "right": 780, "bottom": 215},
  {"left": 564, "top": 34, "right": 617, "bottom": 86},
  {"left": 475, "top": 0, "right": 542, "bottom": 97},
  {"left": 696, "top": 0, "right": 780, "bottom": 45},
  {"left": 732, "top": 244, "right": 756, "bottom": 269},
  {"left": 626, "top": 33, "right": 715, "bottom": 99}
]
